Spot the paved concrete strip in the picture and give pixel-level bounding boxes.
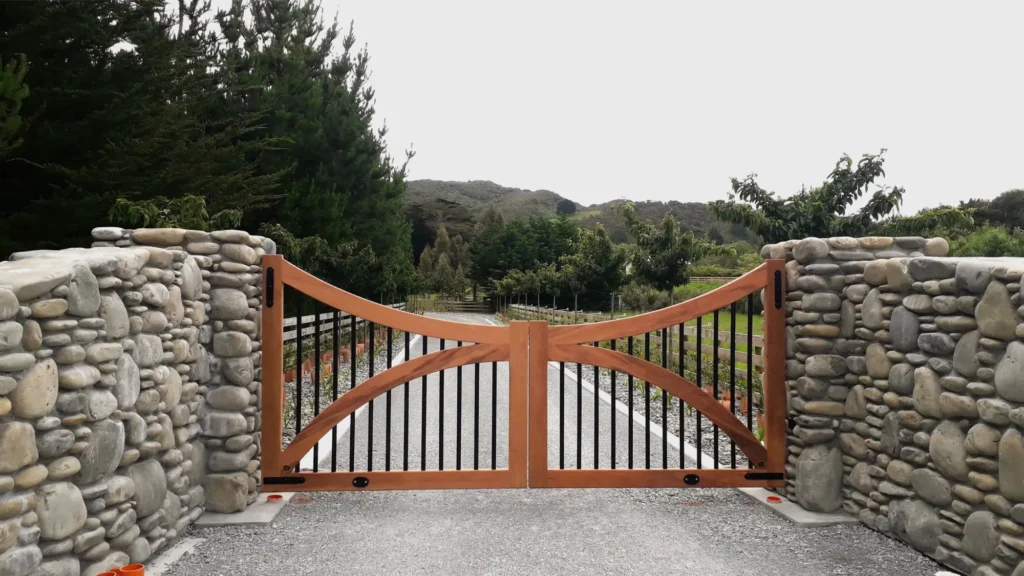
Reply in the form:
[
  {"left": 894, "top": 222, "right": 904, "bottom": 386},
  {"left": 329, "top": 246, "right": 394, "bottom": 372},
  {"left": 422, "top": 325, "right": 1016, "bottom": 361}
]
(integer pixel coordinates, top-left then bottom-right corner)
[
  {"left": 194, "top": 492, "right": 296, "bottom": 528},
  {"left": 146, "top": 537, "right": 205, "bottom": 576}
]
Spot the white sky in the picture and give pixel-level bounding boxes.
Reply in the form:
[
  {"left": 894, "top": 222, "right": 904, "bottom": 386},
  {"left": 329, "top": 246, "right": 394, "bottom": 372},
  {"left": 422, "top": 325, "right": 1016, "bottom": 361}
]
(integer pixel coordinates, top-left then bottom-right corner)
[{"left": 323, "top": 1, "right": 1023, "bottom": 213}]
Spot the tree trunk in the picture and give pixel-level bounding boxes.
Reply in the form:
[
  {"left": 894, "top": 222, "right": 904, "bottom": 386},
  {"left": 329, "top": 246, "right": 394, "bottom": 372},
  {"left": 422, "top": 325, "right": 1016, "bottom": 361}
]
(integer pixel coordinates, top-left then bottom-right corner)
[{"left": 574, "top": 293, "right": 578, "bottom": 323}]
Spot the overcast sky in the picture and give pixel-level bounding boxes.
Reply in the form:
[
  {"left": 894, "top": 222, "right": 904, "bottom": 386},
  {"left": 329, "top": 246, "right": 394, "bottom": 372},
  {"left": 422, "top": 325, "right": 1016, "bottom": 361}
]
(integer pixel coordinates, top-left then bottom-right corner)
[{"left": 323, "top": 1, "right": 1023, "bottom": 213}]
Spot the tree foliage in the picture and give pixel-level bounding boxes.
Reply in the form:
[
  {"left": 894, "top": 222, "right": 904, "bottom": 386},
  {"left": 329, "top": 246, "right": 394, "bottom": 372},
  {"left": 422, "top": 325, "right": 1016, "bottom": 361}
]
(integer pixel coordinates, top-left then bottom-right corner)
[
  {"left": 618, "top": 202, "right": 727, "bottom": 295},
  {"left": 0, "top": 0, "right": 415, "bottom": 299}
]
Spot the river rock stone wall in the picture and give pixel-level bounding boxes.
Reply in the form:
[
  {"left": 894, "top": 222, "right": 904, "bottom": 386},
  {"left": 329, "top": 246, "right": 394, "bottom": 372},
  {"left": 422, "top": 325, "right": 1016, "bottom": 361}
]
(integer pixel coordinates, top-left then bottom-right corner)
[
  {"left": 0, "top": 227, "right": 271, "bottom": 576},
  {"left": 770, "top": 235, "right": 1024, "bottom": 576}
]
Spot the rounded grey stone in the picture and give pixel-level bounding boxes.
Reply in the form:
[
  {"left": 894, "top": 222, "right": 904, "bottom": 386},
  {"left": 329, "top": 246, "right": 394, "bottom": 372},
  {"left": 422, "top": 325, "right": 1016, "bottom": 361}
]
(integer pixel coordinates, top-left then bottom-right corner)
[
  {"left": 75, "top": 419, "right": 125, "bottom": 484},
  {"left": 889, "top": 363, "right": 915, "bottom": 395},
  {"left": 912, "top": 367, "right": 942, "bottom": 418},
  {"left": 908, "top": 258, "right": 956, "bottom": 282},
  {"left": 0, "top": 422, "right": 37, "bottom": 473},
  {"left": 978, "top": 398, "right": 1011, "bottom": 425},
  {"left": 957, "top": 261, "right": 994, "bottom": 293},
  {"left": 976, "top": 281, "right": 1017, "bottom": 340},
  {"left": 889, "top": 306, "right": 919, "bottom": 353},
  {"left": 962, "top": 511, "right": 999, "bottom": 561},
  {"left": 126, "top": 459, "right": 167, "bottom": 517},
  {"left": 36, "top": 482, "right": 87, "bottom": 540},
  {"left": 795, "top": 443, "right": 842, "bottom": 513},
  {"left": 889, "top": 498, "right": 941, "bottom": 554},
  {"left": 918, "top": 333, "right": 955, "bottom": 356},
  {"left": 930, "top": 419, "right": 969, "bottom": 481},
  {"left": 912, "top": 468, "right": 952, "bottom": 507},
  {"left": 792, "top": 238, "right": 829, "bottom": 264},
  {"left": 862, "top": 288, "right": 884, "bottom": 330},
  {"left": 209, "top": 289, "right": 249, "bottom": 321},
  {"left": 207, "top": 385, "right": 252, "bottom": 411},
  {"left": 996, "top": 341, "right": 1024, "bottom": 402},
  {"left": 866, "top": 343, "right": 892, "bottom": 379},
  {"left": 801, "top": 293, "right": 841, "bottom": 312},
  {"left": 999, "top": 429, "right": 1024, "bottom": 501}
]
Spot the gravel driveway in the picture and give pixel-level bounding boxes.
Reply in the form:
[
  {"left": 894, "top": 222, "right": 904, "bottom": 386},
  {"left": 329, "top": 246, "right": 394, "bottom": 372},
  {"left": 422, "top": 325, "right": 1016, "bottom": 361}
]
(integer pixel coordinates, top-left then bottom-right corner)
[{"left": 167, "top": 313, "right": 942, "bottom": 576}]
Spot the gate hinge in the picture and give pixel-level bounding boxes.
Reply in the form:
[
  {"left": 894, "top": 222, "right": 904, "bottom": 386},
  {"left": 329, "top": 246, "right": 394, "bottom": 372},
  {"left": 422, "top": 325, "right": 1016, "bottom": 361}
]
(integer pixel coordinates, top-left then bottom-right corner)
[
  {"left": 265, "top": 267, "right": 275, "bottom": 308},
  {"left": 773, "top": 270, "right": 783, "bottom": 309}
]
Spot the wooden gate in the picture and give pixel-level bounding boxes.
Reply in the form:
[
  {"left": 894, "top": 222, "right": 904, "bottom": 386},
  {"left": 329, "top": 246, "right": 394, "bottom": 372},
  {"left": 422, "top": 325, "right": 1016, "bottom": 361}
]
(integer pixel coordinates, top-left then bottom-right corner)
[{"left": 261, "top": 255, "right": 785, "bottom": 491}]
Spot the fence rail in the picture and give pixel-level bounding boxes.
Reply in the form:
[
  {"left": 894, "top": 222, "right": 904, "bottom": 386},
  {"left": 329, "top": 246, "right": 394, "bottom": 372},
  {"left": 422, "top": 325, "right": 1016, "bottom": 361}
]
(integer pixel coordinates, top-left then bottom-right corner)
[
  {"left": 283, "top": 303, "right": 406, "bottom": 343},
  {"left": 507, "top": 304, "right": 763, "bottom": 367}
]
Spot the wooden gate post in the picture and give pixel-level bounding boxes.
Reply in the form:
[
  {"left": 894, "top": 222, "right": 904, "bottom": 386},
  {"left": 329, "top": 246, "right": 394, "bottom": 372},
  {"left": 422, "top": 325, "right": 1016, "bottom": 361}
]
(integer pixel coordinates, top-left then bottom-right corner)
[
  {"left": 508, "top": 321, "right": 531, "bottom": 487},
  {"left": 261, "top": 254, "right": 285, "bottom": 477},
  {"left": 762, "top": 259, "right": 788, "bottom": 472},
  {"left": 527, "top": 320, "right": 549, "bottom": 488}
]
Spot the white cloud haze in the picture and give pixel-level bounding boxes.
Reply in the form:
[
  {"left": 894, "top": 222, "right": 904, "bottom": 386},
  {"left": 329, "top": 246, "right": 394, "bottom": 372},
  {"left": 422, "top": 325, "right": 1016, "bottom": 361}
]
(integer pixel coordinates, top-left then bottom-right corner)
[{"left": 322, "top": 0, "right": 1024, "bottom": 213}]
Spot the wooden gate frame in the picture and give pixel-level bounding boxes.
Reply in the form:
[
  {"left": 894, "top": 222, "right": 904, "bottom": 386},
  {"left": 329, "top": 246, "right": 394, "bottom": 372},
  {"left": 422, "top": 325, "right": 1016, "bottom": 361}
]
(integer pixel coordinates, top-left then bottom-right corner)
[
  {"left": 262, "top": 255, "right": 529, "bottom": 491},
  {"left": 261, "top": 256, "right": 786, "bottom": 491},
  {"left": 527, "top": 261, "right": 787, "bottom": 489}
]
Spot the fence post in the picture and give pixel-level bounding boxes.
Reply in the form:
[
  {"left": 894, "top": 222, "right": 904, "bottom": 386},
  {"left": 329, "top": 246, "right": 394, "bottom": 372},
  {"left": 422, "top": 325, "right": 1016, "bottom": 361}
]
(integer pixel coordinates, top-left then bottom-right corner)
[{"left": 762, "top": 259, "right": 788, "bottom": 472}]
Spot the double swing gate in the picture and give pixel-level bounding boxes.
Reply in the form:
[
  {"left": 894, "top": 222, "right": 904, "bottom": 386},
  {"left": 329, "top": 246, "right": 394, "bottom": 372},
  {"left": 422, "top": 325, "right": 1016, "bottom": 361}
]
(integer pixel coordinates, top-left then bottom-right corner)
[{"left": 261, "top": 255, "right": 787, "bottom": 491}]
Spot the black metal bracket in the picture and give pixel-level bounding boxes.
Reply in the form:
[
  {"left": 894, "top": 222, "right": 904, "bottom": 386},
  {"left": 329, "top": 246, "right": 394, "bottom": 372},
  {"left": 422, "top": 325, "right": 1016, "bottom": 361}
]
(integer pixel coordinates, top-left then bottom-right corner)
[
  {"left": 352, "top": 476, "right": 370, "bottom": 488},
  {"left": 263, "top": 476, "right": 305, "bottom": 485},
  {"left": 745, "top": 472, "right": 784, "bottom": 481},
  {"left": 683, "top": 474, "right": 700, "bottom": 485},
  {"left": 266, "top": 267, "right": 275, "bottom": 308},
  {"left": 773, "top": 270, "right": 783, "bottom": 309}
]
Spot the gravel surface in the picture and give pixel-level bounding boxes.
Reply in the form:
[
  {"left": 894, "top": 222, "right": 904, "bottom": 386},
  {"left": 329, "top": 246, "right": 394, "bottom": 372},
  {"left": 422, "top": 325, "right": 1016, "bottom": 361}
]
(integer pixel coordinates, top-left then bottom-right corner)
[{"left": 166, "top": 313, "right": 942, "bottom": 576}]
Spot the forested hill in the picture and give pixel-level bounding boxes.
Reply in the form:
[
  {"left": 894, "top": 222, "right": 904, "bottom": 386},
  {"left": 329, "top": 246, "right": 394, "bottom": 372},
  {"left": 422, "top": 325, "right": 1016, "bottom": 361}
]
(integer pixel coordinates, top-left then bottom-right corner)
[{"left": 405, "top": 180, "right": 755, "bottom": 251}]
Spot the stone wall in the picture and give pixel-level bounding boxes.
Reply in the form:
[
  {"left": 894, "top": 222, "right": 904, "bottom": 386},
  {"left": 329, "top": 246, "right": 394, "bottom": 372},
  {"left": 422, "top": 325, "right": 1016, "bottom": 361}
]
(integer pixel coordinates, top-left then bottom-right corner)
[
  {"left": 0, "top": 227, "right": 272, "bottom": 576},
  {"left": 771, "top": 235, "right": 1024, "bottom": 576}
]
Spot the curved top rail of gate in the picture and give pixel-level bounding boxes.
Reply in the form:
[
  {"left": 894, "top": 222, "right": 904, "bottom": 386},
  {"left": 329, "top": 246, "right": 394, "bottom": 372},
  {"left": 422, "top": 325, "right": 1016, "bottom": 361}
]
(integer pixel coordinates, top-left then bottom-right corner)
[
  {"left": 548, "top": 264, "right": 769, "bottom": 346},
  {"left": 544, "top": 262, "right": 782, "bottom": 469},
  {"left": 266, "top": 255, "right": 508, "bottom": 345}
]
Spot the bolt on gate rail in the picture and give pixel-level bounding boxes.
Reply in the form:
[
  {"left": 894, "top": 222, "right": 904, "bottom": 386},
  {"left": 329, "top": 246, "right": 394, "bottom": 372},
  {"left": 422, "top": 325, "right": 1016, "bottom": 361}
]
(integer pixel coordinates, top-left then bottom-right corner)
[{"left": 261, "top": 255, "right": 786, "bottom": 491}]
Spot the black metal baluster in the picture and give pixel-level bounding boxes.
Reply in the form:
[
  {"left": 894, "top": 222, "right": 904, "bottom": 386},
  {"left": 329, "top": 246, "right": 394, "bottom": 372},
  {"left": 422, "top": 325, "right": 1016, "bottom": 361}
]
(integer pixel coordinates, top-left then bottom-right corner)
[
  {"left": 331, "top": 310, "right": 339, "bottom": 472},
  {"left": 594, "top": 341, "right": 600, "bottom": 470},
  {"left": 420, "top": 336, "right": 428, "bottom": 471},
  {"left": 491, "top": 361, "right": 497, "bottom": 470},
  {"left": 696, "top": 315, "right": 702, "bottom": 470},
  {"left": 713, "top": 310, "right": 719, "bottom": 470},
  {"left": 645, "top": 331, "right": 651, "bottom": 470},
  {"left": 295, "top": 304, "right": 303, "bottom": 445},
  {"left": 404, "top": 330, "right": 410, "bottom": 471},
  {"left": 679, "top": 322, "right": 685, "bottom": 469},
  {"left": 313, "top": 304, "right": 321, "bottom": 472},
  {"left": 439, "top": 338, "right": 445, "bottom": 471},
  {"left": 747, "top": 294, "right": 755, "bottom": 469},
  {"left": 367, "top": 322, "right": 375, "bottom": 471},
  {"left": 576, "top": 360, "right": 582, "bottom": 470},
  {"left": 456, "top": 341, "right": 463, "bottom": 470},
  {"left": 628, "top": 336, "right": 634, "bottom": 469},
  {"left": 474, "top": 361, "right": 480, "bottom": 470},
  {"left": 610, "top": 338, "right": 616, "bottom": 470},
  {"left": 661, "top": 327, "right": 667, "bottom": 469},
  {"left": 349, "top": 314, "right": 356, "bottom": 472},
  {"left": 385, "top": 327, "right": 393, "bottom": 471},
  {"left": 730, "top": 303, "right": 737, "bottom": 469},
  {"left": 559, "top": 361, "right": 565, "bottom": 469}
]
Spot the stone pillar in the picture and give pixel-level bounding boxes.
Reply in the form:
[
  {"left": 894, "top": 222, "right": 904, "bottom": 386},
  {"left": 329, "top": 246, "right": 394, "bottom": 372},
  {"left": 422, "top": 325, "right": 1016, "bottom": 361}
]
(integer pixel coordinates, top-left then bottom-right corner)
[
  {"left": 763, "top": 236, "right": 949, "bottom": 513},
  {"left": 765, "top": 235, "right": 1024, "bottom": 576},
  {"left": 97, "top": 228, "right": 273, "bottom": 514}
]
